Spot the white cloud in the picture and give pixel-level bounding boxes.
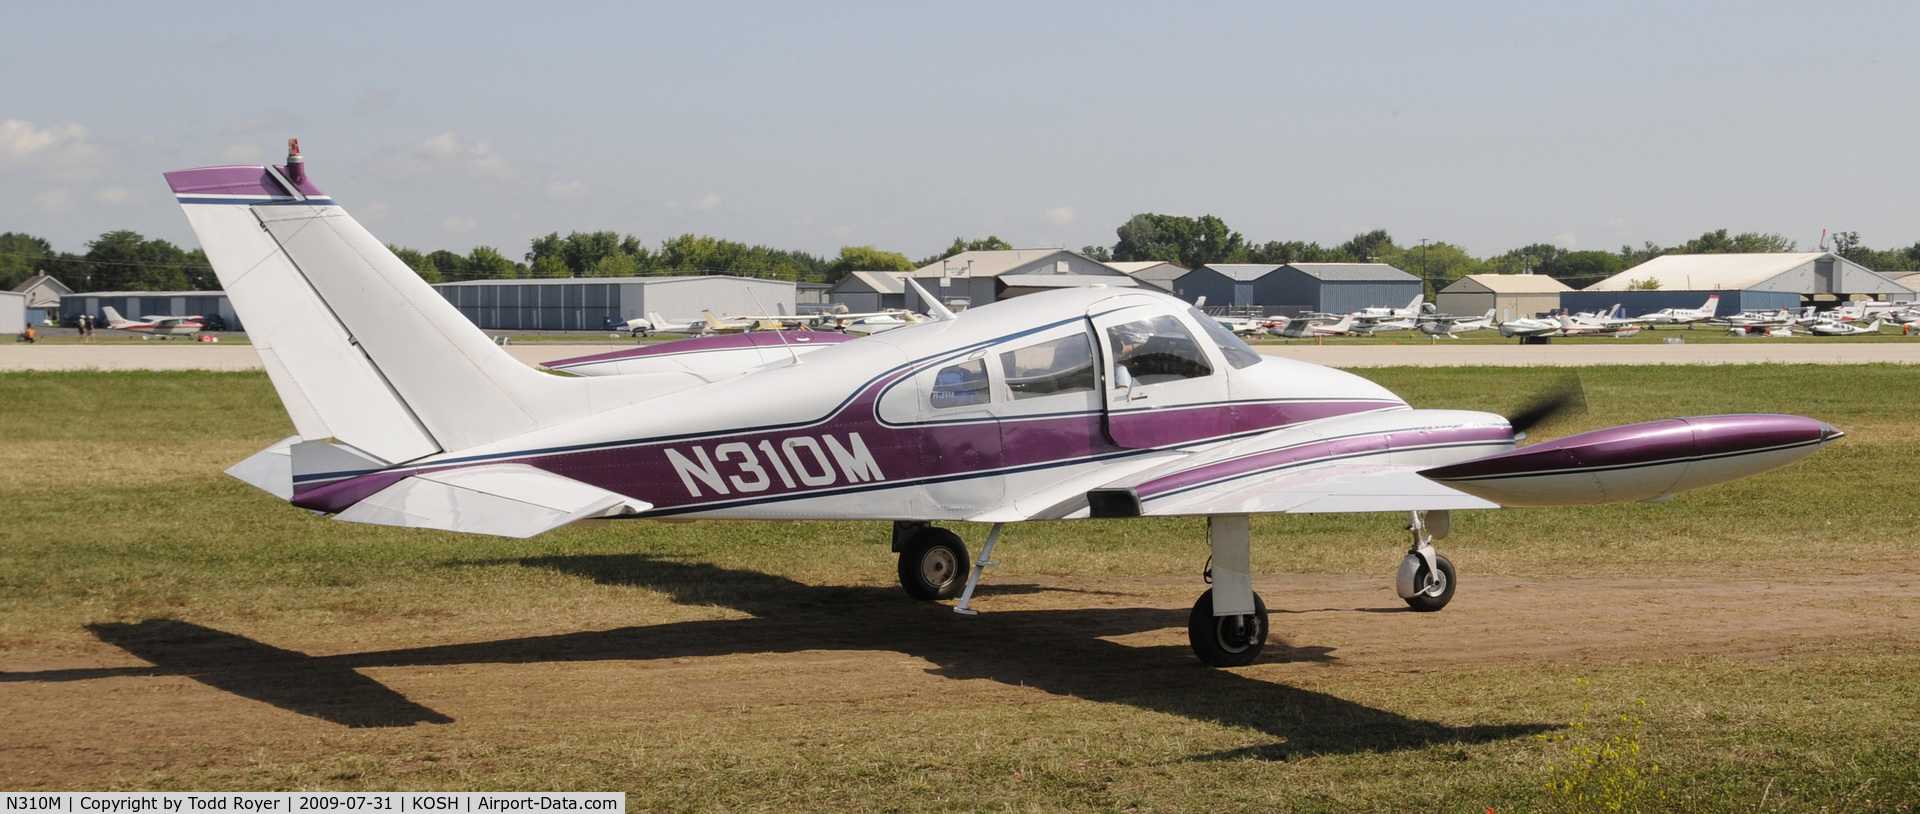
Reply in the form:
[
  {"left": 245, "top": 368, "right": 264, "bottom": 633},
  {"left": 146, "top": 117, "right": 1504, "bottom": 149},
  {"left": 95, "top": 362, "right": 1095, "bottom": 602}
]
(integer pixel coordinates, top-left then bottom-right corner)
[
  {"left": 394, "top": 131, "right": 514, "bottom": 178},
  {"left": 1554, "top": 232, "right": 1578, "bottom": 248},
  {"left": 546, "top": 180, "right": 588, "bottom": 198},
  {"left": 33, "top": 188, "right": 78, "bottom": 215},
  {"left": 442, "top": 217, "right": 477, "bottom": 233},
  {"left": 691, "top": 193, "right": 721, "bottom": 211},
  {"left": 95, "top": 187, "right": 135, "bottom": 205},
  {"left": 225, "top": 110, "right": 303, "bottom": 135},
  {"left": 1042, "top": 205, "right": 1076, "bottom": 224},
  {"left": 220, "top": 143, "right": 267, "bottom": 163},
  {"left": 0, "top": 119, "right": 109, "bottom": 181}
]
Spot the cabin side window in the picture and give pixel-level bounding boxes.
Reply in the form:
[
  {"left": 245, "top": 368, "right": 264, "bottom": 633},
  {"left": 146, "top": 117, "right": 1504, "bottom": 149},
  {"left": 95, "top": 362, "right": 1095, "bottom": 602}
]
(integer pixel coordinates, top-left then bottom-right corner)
[
  {"left": 999, "top": 333, "right": 1096, "bottom": 400},
  {"left": 1106, "top": 315, "right": 1214, "bottom": 385},
  {"left": 929, "top": 358, "right": 990, "bottom": 408}
]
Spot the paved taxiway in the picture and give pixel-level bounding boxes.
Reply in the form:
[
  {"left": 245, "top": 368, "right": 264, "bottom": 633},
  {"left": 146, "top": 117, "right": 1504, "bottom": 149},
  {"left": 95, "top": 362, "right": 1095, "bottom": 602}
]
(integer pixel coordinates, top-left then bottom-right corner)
[{"left": 2, "top": 341, "right": 1919, "bottom": 372}]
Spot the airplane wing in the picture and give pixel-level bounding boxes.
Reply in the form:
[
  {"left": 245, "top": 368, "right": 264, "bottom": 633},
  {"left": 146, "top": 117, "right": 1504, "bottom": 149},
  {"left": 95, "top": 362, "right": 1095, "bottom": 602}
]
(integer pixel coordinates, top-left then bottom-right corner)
[
  {"left": 1011, "top": 409, "right": 1510, "bottom": 521},
  {"left": 334, "top": 464, "right": 652, "bottom": 538}
]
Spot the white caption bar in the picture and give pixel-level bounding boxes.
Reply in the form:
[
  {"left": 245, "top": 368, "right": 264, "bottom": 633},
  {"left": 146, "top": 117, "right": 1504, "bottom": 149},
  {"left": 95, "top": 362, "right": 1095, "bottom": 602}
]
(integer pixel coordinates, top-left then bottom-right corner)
[{"left": 2, "top": 795, "right": 624, "bottom": 814}]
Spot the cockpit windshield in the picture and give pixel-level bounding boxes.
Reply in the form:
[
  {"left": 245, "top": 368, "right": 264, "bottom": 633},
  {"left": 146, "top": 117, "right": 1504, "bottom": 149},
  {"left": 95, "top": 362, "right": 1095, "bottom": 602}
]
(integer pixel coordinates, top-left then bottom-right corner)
[
  {"left": 1106, "top": 314, "right": 1214, "bottom": 385},
  {"left": 1189, "top": 307, "right": 1264, "bottom": 369}
]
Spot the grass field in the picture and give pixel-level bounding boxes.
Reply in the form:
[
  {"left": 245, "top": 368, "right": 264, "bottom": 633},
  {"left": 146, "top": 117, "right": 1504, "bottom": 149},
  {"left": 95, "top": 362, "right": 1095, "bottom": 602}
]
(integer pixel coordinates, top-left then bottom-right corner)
[{"left": 1, "top": 365, "right": 1917, "bottom": 811}]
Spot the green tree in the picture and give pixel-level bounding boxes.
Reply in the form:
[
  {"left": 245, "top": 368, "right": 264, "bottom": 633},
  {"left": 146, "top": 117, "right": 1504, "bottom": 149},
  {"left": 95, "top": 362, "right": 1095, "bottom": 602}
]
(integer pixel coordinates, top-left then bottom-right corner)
[
  {"left": 84, "top": 230, "right": 197, "bottom": 291},
  {"left": 590, "top": 252, "right": 638, "bottom": 277},
  {"left": 1335, "top": 229, "right": 1397, "bottom": 262},
  {"left": 1079, "top": 244, "right": 1113, "bottom": 262},
  {"left": 1676, "top": 229, "right": 1797, "bottom": 254},
  {"left": 1380, "top": 241, "right": 1484, "bottom": 296},
  {"left": 1488, "top": 242, "right": 1566, "bottom": 277},
  {"left": 530, "top": 254, "right": 571, "bottom": 279},
  {"left": 387, "top": 245, "right": 442, "bottom": 283},
  {"left": 0, "top": 232, "right": 54, "bottom": 290},
  {"left": 1245, "top": 240, "right": 1341, "bottom": 264},
  {"left": 1556, "top": 250, "right": 1624, "bottom": 287},
  {"left": 825, "top": 245, "right": 915, "bottom": 283},
  {"left": 919, "top": 236, "right": 1014, "bottom": 266},
  {"left": 466, "top": 246, "right": 521, "bottom": 279},
  {"left": 1112, "top": 214, "right": 1246, "bottom": 268},
  {"left": 1617, "top": 241, "right": 1665, "bottom": 268}
]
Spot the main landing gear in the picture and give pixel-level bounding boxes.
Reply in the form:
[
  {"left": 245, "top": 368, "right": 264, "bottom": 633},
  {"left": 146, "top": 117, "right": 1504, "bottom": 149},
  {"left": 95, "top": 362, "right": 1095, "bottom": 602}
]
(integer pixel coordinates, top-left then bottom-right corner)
[
  {"left": 1188, "top": 515, "right": 1269, "bottom": 667},
  {"left": 894, "top": 522, "right": 968, "bottom": 601},
  {"left": 892, "top": 511, "right": 1458, "bottom": 669}
]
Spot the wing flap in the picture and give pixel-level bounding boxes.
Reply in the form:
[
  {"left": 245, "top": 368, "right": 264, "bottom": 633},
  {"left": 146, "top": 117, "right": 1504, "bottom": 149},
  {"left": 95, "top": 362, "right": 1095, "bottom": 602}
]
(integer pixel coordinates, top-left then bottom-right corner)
[{"left": 334, "top": 464, "right": 651, "bottom": 538}]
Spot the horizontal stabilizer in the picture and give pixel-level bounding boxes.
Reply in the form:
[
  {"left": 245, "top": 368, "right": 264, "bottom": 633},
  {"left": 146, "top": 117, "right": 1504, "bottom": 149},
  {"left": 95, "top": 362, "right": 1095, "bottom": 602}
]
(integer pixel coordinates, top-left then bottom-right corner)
[
  {"left": 225, "top": 435, "right": 300, "bottom": 500},
  {"left": 334, "top": 464, "right": 651, "bottom": 538}
]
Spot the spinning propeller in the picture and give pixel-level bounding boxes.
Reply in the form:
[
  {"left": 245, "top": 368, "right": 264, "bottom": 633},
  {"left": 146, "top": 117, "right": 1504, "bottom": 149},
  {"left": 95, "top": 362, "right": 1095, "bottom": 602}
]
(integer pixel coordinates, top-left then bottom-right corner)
[{"left": 1507, "top": 373, "right": 1587, "bottom": 438}]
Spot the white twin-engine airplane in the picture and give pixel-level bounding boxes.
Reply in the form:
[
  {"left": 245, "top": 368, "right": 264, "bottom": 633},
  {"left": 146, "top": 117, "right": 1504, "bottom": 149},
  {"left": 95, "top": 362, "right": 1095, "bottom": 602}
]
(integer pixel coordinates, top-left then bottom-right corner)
[
  {"left": 169, "top": 143, "right": 1844, "bottom": 667},
  {"left": 1636, "top": 295, "right": 1721, "bottom": 327},
  {"left": 101, "top": 306, "right": 206, "bottom": 337}
]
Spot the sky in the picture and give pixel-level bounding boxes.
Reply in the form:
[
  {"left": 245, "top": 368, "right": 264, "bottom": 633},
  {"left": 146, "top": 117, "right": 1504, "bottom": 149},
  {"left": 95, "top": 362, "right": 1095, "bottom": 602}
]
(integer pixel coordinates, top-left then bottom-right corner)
[{"left": 4, "top": 1, "right": 1918, "bottom": 264}]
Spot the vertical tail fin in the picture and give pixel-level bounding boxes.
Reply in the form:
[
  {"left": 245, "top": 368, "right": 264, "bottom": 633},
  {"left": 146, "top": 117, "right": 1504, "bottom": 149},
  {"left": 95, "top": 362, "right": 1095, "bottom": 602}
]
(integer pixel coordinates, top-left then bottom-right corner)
[
  {"left": 168, "top": 150, "right": 679, "bottom": 464},
  {"left": 101, "top": 306, "right": 132, "bottom": 328},
  {"left": 1701, "top": 295, "right": 1720, "bottom": 317}
]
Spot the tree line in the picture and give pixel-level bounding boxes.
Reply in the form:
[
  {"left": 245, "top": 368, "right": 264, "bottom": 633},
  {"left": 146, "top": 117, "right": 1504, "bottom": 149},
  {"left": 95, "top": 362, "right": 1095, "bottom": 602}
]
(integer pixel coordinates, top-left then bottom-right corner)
[{"left": 6, "top": 217, "right": 1919, "bottom": 295}]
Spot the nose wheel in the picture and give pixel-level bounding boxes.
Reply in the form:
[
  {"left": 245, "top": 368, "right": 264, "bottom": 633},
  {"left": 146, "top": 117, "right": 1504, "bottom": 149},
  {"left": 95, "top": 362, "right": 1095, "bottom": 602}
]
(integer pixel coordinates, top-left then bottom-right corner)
[{"left": 1398, "top": 552, "right": 1456, "bottom": 612}]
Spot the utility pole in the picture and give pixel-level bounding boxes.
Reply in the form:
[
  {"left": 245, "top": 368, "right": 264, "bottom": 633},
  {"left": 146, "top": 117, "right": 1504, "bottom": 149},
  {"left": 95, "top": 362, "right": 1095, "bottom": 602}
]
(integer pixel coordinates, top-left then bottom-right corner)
[{"left": 1420, "top": 238, "right": 1430, "bottom": 298}]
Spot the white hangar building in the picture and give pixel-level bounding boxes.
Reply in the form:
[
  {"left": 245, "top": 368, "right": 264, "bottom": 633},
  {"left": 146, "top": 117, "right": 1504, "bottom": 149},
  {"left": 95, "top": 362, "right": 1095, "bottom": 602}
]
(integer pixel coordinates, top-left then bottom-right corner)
[
  {"left": 827, "top": 271, "right": 914, "bottom": 313},
  {"left": 1104, "top": 261, "right": 1190, "bottom": 292},
  {"left": 1435, "top": 274, "right": 1571, "bottom": 321},
  {"left": 433, "top": 275, "right": 797, "bottom": 331},
  {"left": 905, "top": 249, "right": 1138, "bottom": 311},
  {"left": 1566, "top": 252, "right": 1916, "bottom": 315}
]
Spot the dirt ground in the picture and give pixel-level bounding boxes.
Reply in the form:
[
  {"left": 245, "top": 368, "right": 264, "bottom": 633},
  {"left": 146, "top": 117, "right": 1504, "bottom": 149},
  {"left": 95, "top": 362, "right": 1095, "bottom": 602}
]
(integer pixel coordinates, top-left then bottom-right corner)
[{"left": 5, "top": 567, "right": 1915, "bottom": 788}]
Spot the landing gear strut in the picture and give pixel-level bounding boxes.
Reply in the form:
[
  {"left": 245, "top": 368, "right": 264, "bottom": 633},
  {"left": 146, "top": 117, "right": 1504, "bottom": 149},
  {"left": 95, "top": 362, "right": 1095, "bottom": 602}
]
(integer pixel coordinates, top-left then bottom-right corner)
[
  {"left": 1188, "top": 515, "right": 1268, "bottom": 667},
  {"left": 1395, "top": 510, "right": 1457, "bottom": 612}
]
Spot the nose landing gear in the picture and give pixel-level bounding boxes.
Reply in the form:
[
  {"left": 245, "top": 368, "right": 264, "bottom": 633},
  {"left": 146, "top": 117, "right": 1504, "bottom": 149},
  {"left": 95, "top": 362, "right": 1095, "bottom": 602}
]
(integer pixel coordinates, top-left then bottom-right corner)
[{"left": 1395, "top": 510, "right": 1457, "bottom": 612}]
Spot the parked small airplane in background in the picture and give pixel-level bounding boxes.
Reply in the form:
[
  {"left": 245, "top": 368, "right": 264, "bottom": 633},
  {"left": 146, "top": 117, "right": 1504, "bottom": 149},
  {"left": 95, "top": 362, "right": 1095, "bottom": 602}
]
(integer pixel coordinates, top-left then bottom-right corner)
[
  {"left": 810, "top": 309, "right": 927, "bottom": 334},
  {"left": 1418, "top": 309, "right": 1497, "bottom": 339},
  {"left": 1351, "top": 295, "right": 1425, "bottom": 321},
  {"left": 1266, "top": 313, "right": 1356, "bottom": 339},
  {"left": 644, "top": 312, "right": 703, "bottom": 336},
  {"left": 604, "top": 315, "right": 653, "bottom": 336},
  {"left": 1497, "top": 315, "right": 1561, "bottom": 338},
  {"left": 101, "top": 306, "right": 205, "bottom": 338},
  {"left": 1636, "top": 295, "right": 1720, "bottom": 328},
  {"left": 1806, "top": 318, "right": 1884, "bottom": 336},
  {"left": 1556, "top": 308, "right": 1644, "bottom": 338},
  {"left": 168, "top": 143, "right": 1844, "bottom": 668}
]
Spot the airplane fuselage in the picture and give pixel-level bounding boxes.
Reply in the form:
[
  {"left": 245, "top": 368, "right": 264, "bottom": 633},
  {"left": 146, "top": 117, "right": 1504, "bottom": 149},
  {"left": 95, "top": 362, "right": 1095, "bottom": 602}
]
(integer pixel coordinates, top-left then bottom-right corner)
[{"left": 290, "top": 290, "right": 1443, "bottom": 522}]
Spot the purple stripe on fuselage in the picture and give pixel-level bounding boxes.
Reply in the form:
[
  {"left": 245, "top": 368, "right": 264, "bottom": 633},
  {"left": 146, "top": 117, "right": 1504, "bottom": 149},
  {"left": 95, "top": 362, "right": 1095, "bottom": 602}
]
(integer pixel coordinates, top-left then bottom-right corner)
[
  {"left": 1135, "top": 424, "right": 1514, "bottom": 500},
  {"left": 289, "top": 391, "right": 1403, "bottom": 516},
  {"left": 1420, "top": 414, "right": 1838, "bottom": 482}
]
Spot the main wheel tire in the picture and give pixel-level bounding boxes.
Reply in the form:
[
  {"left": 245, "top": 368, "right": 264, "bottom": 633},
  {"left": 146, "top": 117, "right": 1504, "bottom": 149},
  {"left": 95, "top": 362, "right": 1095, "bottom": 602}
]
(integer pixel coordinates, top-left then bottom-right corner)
[
  {"left": 897, "top": 527, "right": 969, "bottom": 601},
  {"left": 1187, "top": 588, "right": 1269, "bottom": 668},
  {"left": 1403, "top": 553, "right": 1456, "bottom": 612}
]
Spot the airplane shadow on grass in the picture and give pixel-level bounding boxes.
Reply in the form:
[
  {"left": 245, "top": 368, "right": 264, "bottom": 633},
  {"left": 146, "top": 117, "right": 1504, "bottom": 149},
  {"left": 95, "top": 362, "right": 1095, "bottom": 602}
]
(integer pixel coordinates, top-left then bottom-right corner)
[{"left": 11, "top": 554, "right": 1553, "bottom": 758}]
